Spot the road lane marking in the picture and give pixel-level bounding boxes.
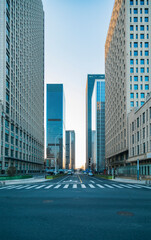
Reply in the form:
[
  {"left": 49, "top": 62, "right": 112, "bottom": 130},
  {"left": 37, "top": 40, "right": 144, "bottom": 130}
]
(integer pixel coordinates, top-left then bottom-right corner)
[
  {"left": 81, "top": 184, "right": 86, "bottom": 188},
  {"left": 73, "top": 184, "right": 77, "bottom": 188},
  {"left": 15, "top": 185, "right": 30, "bottom": 189},
  {"left": 57, "top": 176, "right": 70, "bottom": 184},
  {"left": 0, "top": 185, "right": 22, "bottom": 190},
  {"left": 119, "top": 184, "right": 132, "bottom": 189},
  {"left": 89, "top": 184, "right": 95, "bottom": 188},
  {"left": 104, "top": 184, "right": 114, "bottom": 189},
  {"left": 96, "top": 184, "right": 105, "bottom": 189},
  {"left": 25, "top": 185, "right": 38, "bottom": 189},
  {"left": 78, "top": 175, "right": 82, "bottom": 183},
  {"left": 63, "top": 184, "right": 69, "bottom": 189},
  {"left": 54, "top": 185, "right": 61, "bottom": 189},
  {"left": 35, "top": 185, "right": 46, "bottom": 189},
  {"left": 45, "top": 185, "right": 53, "bottom": 189},
  {"left": 126, "top": 184, "right": 141, "bottom": 189},
  {"left": 136, "top": 185, "right": 151, "bottom": 189},
  {"left": 111, "top": 184, "right": 123, "bottom": 189},
  {"left": 90, "top": 180, "right": 95, "bottom": 183}
]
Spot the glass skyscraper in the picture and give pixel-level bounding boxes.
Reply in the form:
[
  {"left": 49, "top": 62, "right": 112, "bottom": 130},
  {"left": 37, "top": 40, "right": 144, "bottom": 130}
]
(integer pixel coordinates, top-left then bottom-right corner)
[
  {"left": 0, "top": 0, "right": 44, "bottom": 173},
  {"left": 86, "top": 74, "right": 105, "bottom": 170},
  {"left": 92, "top": 80, "right": 105, "bottom": 172},
  {"left": 65, "top": 131, "right": 75, "bottom": 170},
  {"left": 46, "top": 84, "right": 66, "bottom": 170}
]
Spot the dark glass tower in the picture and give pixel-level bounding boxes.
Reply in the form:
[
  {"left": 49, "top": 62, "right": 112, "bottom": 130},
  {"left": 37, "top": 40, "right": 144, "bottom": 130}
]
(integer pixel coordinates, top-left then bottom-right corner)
[
  {"left": 46, "top": 84, "right": 65, "bottom": 170},
  {"left": 86, "top": 74, "right": 105, "bottom": 170}
]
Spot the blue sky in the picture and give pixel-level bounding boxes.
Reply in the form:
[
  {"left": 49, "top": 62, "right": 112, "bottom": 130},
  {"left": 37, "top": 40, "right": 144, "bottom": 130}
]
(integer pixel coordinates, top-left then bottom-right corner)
[{"left": 43, "top": 0, "right": 115, "bottom": 168}]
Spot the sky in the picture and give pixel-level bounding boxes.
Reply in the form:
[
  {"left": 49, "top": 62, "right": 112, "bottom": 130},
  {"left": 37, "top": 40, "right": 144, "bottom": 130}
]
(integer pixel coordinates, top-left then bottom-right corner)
[{"left": 42, "top": 0, "right": 115, "bottom": 168}]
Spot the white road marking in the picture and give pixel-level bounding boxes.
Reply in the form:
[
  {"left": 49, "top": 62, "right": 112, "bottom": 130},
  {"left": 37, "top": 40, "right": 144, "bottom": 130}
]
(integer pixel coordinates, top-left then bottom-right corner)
[
  {"left": 81, "top": 184, "right": 86, "bottom": 189},
  {"left": 104, "top": 184, "right": 114, "bottom": 189},
  {"left": 15, "top": 185, "right": 30, "bottom": 189},
  {"left": 89, "top": 184, "right": 95, "bottom": 188},
  {"left": 35, "top": 185, "right": 46, "bottom": 189},
  {"left": 90, "top": 180, "right": 95, "bottom": 184},
  {"left": 73, "top": 184, "right": 77, "bottom": 188},
  {"left": 57, "top": 176, "right": 71, "bottom": 184},
  {"left": 126, "top": 184, "right": 141, "bottom": 189},
  {"left": 111, "top": 184, "right": 123, "bottom": 189},
  {"left": 25, "top": 185, "right": 38, "bottom": 189},
  {"left": 96, "top": 184, "right": 105, "bottom": 189},
  {"left": 54, "top": 185, "right": 61, "bottom": 189},
  {"left": 0, "top": 185, "right": 22, "bottom": 190},
  {"left": 136, "top": 185, "right": 151, "bottom": 189},
  {"left": 45, "top": 185, "right": 53, "bottom": 189},
  {"left": 119, "top": 184, "right": 132, "bottom": 189},
  {"left": 63, "top": 184, "right": 69, "bottom": 189},
  {"left": 93, "top": 177, "right": 103, "bottom": 182}
]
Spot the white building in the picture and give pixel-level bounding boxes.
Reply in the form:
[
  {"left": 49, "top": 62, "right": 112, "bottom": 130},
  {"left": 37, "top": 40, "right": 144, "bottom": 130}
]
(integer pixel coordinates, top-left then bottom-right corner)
[
  {"left": 105, "top": 0, "right": 151, "bottom": 170},
  {"left": 0, "top": 0, "right": 44, "bottom": 173}
]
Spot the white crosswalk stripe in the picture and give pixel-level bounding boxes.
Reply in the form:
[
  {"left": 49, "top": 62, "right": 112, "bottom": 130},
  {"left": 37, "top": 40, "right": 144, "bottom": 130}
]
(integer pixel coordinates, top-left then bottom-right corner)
[
  {"left": 63, "top": 184, "right": 69, "bottom": 189},
  {"left": 111, "top": 184, "right": 123, "bottom": 189},
  {"left": 25, "top": 185, "right": 38, "bottom": 189},
  {"left": 45, "top": 185, "right": 53, "bottom": 189},
  {"left": 104, "top": 184, "right": 114, "bottom": 189},
  {"left": 73, "top": 184, "right": 77, "bottom": 188},
  {"left": 35, "top": 185, "right": 46, "bottom": 189},
  {"left": 96, "top": 184, "right": 105, "bottom": 188},
  {"left": 89, "top": 184, "right": 95, "bottom": 188},
  {"left": 0, "top": 185, "right": 22, "bottom": 190},
  {"left": 81, "top": 184, "right": 86, "bottom": 188},
  {"left": 136, "top": 185, "right": 151, "bottom": 189},
  {"left": 54, "top": 185, "right": 61, "bottom": 189},
  {"left": 15, "top": 185, "right": 30, "bottom": 189},
  {"left": 126, "top": 184, "right": 141, "bottom": 189},
  {"left": 119, "top": 184, "right": 132, "bottom": 189}
]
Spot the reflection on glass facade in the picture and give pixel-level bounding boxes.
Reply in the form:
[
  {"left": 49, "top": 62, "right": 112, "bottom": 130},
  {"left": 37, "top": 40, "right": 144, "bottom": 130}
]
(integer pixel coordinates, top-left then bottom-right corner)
[
  {"left": 46, "top": 84, "right": 65, "bottom": 169},
  {"left": 92, "top": 80, "right": 105, "bottom": 172},
  {"left": 65, "top": 131, "right": 75, "bottom": 170},
  {"left": 86, "top": 74, "right": 105, "bottom": 170}
]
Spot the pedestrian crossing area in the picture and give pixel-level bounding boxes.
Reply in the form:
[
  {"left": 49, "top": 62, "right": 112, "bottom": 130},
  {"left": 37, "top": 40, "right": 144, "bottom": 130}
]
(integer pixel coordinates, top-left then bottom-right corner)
[{"left": 0, "top": 183, "right": 151, "bottom": 191}]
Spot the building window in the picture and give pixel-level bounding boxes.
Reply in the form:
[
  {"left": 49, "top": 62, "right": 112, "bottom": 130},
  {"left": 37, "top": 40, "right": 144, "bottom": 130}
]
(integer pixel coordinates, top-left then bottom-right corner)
[
  {"left": 130, "top": 25, "right": 134, "bottom": 31},
  {"left": 145, "top": 84, "right": 149, "bottom": 90},
  {"left": 137, "top": 118, "right": 139, "bottom": 128},
  {"left": 130, "top": 68, "right": 134, "bottom": 73},
  {"left": 134, "top": 17, "right": 138, "bottom": 22},
  {"left": 141, "top": 93, "right": 145, "bottom": 98},
  {"left": 136, "top": 93, "right": 138, "bottom": 98},
  {"left": 140, "top": 68, "right": 144, "bottom": 73},
  {"left": 130, "top": 93, "right": 134, "bottom": 98},
  {"left": 130, "top": 59, "right": 134, "bottom": 64},
  {"left": 141, "top": 101, "right": 145, "bottom": 106},
  {"left": 140, "top": 25, "right": 144, "bottom": 31},
  {"left": 134, "top": 8, "right": 138, "bottom": 14},
  {"left": 134, "top": 76, "right": 138, "bottom": 81},
  {"left": 143, "top": 143, "right": 145, "bottom": 154},
  {"left": 130, "top": 0, "right": 133, "bottom": 5},
  {"left": 137, "top": 131, "right": 139, "bottom": 142},
  {"left": 137, "top": 145, "right": 139, "bottom": 155},
  {"left": 5, "top": 133, "right": 9, "bottom": 143},
  {"left": 145, "top": 51, "right": 149, "bottom": 56},
  {"left": 130, "top": 34, "right": 134, "bottom": 39},
  {"left": 134, "top": 42, "right": 138, "bottom": 48},
  {"left": 145, "top": 17, "right": 149, "bottom": 22},
  {"left": 134, "top": 51, "right": 138, "bottom": 56},
  {"left": 145, "top": 8, "right": 149, "bottom": 14},
  {"left": 134, "top": 84, "right": 138, "bottom": 90},
  {"left": 145, "top": 42, "right": 149, "bottom": 48},
  {"left": 140, "top": 59, "right": 144, "bottom": 64},
  {"left": 140, "top": 34, "right": 144, "bottom": 39},
  {"left": 140, "top": 0, "right": 144, "bottom": 5},
  {"left": 130, "top": 101, "right": 134, "bottom": 107}
]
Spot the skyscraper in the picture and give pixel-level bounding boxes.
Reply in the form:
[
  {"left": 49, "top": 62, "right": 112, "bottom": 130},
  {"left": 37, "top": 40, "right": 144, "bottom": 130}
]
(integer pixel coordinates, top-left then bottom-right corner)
[
  {"left": 92, "top": 79, "right": 105, "bottom": 172},
  {"left": 46, "top": 84, "right": 66, "bottom": 170},
  {"left": 86, "top": 74, "right": 105, "bottom": 170},
  {"left": 105, "top": 0, "right": 150, "bottom": 170},
  {"left": 0, "top": 0, "right": 44, "bottom": 173},
  {"left": 65, "top": 131, "right": 75, "bottom": 170}
]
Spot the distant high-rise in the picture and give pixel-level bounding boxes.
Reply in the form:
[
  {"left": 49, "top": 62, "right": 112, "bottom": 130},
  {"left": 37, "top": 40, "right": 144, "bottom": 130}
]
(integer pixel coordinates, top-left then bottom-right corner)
[
  {"left": 86, "top": 74, "right": 105, "bottom": 170},
  {"left": 0, "top": 0, "right": 44, "bottom": 173},
  {"left": 65, "top": 131, "right": 75, "bottom": 170},
  {"left": 92, "top": 79, "right": 105, "bottom": 172},
  {"left": 46, "top": 84, "right": 66, "bottom": 170},
  {"left": 105, "top": 0, "right": 151, "bottom": 169}
]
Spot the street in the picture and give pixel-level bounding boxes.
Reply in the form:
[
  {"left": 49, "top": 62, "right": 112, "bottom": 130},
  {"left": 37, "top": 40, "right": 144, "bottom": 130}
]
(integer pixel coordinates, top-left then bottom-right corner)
[{"left": 0, "top": 174, "right": 151, "bottom": 240}]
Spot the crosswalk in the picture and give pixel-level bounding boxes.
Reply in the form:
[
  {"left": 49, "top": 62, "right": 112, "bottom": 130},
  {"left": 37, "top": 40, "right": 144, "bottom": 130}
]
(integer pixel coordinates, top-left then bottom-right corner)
[{"left": 0, "top": 183, "right": 151, "bottom": 191}]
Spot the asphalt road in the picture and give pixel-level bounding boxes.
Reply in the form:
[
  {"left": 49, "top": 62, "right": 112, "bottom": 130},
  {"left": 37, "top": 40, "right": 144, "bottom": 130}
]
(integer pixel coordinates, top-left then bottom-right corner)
[{"left": 0, "top": 174, "right": 151, "bottom": 240}]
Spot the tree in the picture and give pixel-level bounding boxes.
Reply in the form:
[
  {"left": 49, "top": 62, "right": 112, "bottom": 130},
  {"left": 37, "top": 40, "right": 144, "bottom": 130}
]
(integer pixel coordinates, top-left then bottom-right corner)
[{"left": 7, "top": 166, "right": 16, "bottom": 177}]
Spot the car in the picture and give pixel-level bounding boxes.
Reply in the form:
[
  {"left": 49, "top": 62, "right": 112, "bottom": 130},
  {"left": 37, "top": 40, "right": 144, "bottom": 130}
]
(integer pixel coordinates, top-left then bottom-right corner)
[
  {"left": 67, "top": 170, "right": 72, "bottom": 175},
  {"left": 88, "top": 171, "right": 94, "bottom": 176}
]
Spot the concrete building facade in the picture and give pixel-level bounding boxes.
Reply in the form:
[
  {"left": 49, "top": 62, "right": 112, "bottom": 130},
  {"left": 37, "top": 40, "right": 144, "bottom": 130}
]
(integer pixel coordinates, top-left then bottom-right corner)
[
  {"left": 0, "top": 0, "right": 44, "bottom": 173},
  {"left": 105, "top": 0, "right": 151, "bottom": 170}
]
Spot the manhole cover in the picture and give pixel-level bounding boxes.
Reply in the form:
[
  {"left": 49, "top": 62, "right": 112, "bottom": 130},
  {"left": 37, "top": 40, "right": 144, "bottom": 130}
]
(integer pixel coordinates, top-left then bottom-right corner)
[{"left": 117, "top": 211, "right": 134, "bottom": 217}]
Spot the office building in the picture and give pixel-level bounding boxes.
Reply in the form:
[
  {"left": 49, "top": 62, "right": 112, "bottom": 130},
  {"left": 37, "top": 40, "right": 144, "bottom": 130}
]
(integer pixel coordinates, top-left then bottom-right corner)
[
  {"left": 86, "top": 74, "right": 105, "bottom": 170},
  {"left": 92, "top": 79, "right": 105, "bottom": 172},
  {"left": 0, "top": 0, "right": 44, "bottom": 173},
  {"left": 105, "top": 0, "right": 151, "bottom": 170},
  {"left": 65, "top": 131, "right": 75, "bottom": 170},
  {"left": 46, "top": 84, "right": 66, "bottom": 170},
  {"left": 128, "top": 93, "right": 151, "bottom": 176}
]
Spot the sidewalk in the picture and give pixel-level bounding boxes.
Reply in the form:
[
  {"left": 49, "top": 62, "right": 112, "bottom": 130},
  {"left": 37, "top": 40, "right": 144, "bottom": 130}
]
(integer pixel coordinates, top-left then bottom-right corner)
[
  {"left": 111, "top": 177, "right": 147, "bottom": 185},
  {"left": 0, "top": 177, "right": 50, "bottom": 185}
]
